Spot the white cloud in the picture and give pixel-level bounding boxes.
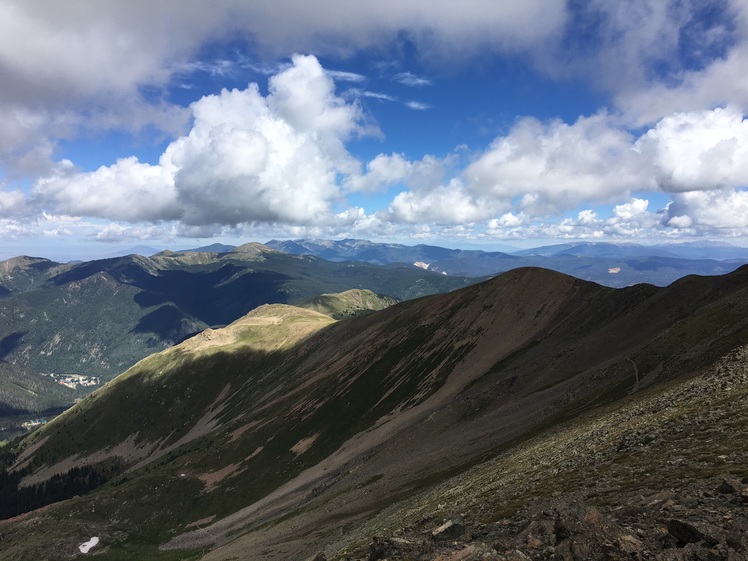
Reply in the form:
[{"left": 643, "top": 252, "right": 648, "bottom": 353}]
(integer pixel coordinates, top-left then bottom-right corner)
[
  {"left": 635, "top": 106, "right": 748, "bottom": 191},
  {"left": 347, "top": 153, "right": 448, "bottom": 193},
  {"left": 369, "top": 108, "right": 748, "bottom": 234},
  {"left": 462, "top": 113, "right": 652, "bottom": 216},
  {"left": 32, "top": 55, "right": 365, "bottom": 228},
  {"left": 95, "top": 222, "right": 173, "bottom": 242},
  {"left": 358, "top": 91, "right": 397, "bottom": 102},
  {"left": 613, "top": 198, "right": 648, "bottom": 220},
  {"left": 542, "top": 1, "right": 745, "bottom": 126},
  {"left": 326, "top": 70, "right": 367, "bottom": 83},
  {"left": 613, "top": 0, "right": 748, "bottom": 124},
  {"left": 667, "top": 214, "right": 694, "bottom": 229},
  {"left": 0, "top": 1, "right": 567, "bottom": 174},
  {"left": 6, "top": 4, "right": 748, "bottom": 247},
  {"left": 387, "top": 179, "right": 500, "bottom": 223},
  {"left": 489, "top": 212, "right": 525, "bottom": 228},
  {"left": 577, "top": 209, "right": 598, "bottom": 225},
  {"left": 0, "top": 189, "right": 27, "bottom": 216},
  {"left": 394, "top": 72, "right": 432, "bottom": 87},
  {"left": 33, "top": 157, "right": 178, "bottom": 222},
  {"left": 664, "top": 190, "right": 748, "bottom": 231},
  {"left": 404, "top": 101, "right": 431, "bottom": 111}
]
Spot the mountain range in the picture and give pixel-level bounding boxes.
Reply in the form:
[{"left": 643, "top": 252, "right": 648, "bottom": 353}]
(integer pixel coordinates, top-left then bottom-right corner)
[
  {"left": 0, "top": 244, "right": 473, "bottom": 437},
  {"left": 264, "top": 238, "right": 748, "bottom": 286},
  {"left": 1, "top": 264, "right": 747, "bottom": 560},
  {"left": 2, "top": 237, "right": 748, "bottom": 439}
]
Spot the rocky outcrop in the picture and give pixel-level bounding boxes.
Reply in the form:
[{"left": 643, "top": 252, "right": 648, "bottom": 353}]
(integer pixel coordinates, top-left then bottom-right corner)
[{"left": 354, "top": 483, "right": 748, "bottom": 561}]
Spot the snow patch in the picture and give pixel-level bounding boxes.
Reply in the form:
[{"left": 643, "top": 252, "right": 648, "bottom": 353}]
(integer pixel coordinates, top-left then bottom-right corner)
[
  {"left": 79, "top": 537, "right": 99, "bottom": 554},
  {"left": 608, "top": 267, "right": 622, "bottom": 274}
]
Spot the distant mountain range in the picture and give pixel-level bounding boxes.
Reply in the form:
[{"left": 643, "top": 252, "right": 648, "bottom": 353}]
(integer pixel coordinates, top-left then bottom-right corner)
[
  {"left": 265, "top": 238, "right": 748, "bottom": 286},
  {"left": 0, "top": 243, "right": 473, "bottom": 435},
  {"left": 2, "top": 265, "right": 747, "bottom": 559},
  {"left": 2, "top": 237, "right": 748, "bottom": 437},
  {"left": 512, "top": 240, "right": 748, "bottom": 260}
]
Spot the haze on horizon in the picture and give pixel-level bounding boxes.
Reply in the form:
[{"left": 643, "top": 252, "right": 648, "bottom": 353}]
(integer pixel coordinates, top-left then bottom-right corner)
[{"left": 1, "top": 1, "right": 748, "bottom": 260}]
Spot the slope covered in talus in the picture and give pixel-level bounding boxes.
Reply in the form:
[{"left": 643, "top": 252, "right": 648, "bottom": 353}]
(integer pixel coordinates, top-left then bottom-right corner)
[{"left": 1, "top": 266, "right": 747, "bottom": 560}]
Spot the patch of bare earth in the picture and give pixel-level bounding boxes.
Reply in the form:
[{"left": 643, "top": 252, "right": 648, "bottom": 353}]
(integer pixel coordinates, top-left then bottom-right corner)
[
  {"left": 186, "top": 516, "right": 217, "bottom": 530},
  {"left": 290, "top": 434, "right": 319, "bottom": 455},
  {"left": 200, "top": 464, "right": 244, "bottom": 492}
]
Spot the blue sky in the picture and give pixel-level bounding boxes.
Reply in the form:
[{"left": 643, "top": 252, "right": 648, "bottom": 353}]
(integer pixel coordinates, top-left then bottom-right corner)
[{"left": 1, "top": 1, "right": 748, "bottom": 261}]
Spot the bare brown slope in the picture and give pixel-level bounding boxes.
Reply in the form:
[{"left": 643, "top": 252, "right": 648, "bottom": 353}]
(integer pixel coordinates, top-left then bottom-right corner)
[{"left": 165, "top": 266, "right": 748, "bottom": 560}]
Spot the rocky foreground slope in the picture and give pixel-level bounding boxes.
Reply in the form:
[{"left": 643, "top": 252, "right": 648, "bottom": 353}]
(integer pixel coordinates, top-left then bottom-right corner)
[
  {"left": 324, "top": 344, "right": 748, "bottom": 561},
  {"left": 0, "top": 266, "right": 747, "bottom": 560}
]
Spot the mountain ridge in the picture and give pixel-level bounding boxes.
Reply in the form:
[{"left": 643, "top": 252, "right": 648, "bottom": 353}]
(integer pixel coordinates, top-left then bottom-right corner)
[
  {"left": 0, "top": 245, "right": 473, "bottom": 380},
  {"left": 264, "top": 238, "right": 748, "bottom": 286},
  {"left": 1, "top": 265, "right": 747, "bottom": 559}
]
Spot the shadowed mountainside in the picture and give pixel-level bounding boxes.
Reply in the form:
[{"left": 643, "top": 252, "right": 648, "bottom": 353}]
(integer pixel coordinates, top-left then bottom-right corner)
[
  {"left": 0, "top": 266, "right": 747, "bottom": 560},
  {"left": 0, "top": 243, "right": 473, "bottom": 381}
]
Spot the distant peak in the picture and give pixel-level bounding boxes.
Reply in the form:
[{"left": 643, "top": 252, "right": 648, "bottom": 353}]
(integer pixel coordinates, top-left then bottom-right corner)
[
  {"left": 0, "top": 255, "right": 54, "bottom": 272},
  {"left": 229, "top": 242, "right": 273, "bottom": 254},
  {"left": 153, "top": 250, "right": 179, "bottom": 257}
]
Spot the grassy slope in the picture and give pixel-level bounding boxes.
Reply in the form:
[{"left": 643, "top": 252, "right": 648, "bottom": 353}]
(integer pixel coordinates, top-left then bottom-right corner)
[{"left": 296, "top": 289, "right": 398, "bottom": 319}]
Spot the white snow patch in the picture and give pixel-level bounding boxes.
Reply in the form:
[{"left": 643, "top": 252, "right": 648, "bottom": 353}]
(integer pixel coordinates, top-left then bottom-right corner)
[
  {"left": 608, "top": 267, "right": 622, "bottom": 274},
  {"left": 79, "top": 537, "right": 99, "bottom": 554}
]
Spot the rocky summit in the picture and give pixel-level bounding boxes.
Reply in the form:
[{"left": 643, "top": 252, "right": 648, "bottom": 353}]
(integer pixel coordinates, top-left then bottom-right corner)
[{"left": 0, "top": 266, "right": 747, "bottom": 561}]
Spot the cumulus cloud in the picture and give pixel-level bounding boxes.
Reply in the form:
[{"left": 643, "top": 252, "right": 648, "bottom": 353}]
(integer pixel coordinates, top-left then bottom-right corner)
[
  {"left": 0, "top": 189, "right": 27, "bottom": 216},
  {"left": 387, "top": 179, "right": 501, "bottom": 224},
  {"left": 346, "top": 153, "right": 449, "bottom": 193},
  {"left": 462, "top": 113, "right": 652, "bottom": 216},
  {"left": 6, "top": 5, "right": 748, "bottom": 246},
  {"left": 33, "top": 55, "right": 365, "bottom": 227},
  {"left": 382, "top": 105, "right": 748, "bottom": 233},
  {"left": 35, "top": 91, "right": 744, "bottom": 240},
  {"left": 612, "top": 198, "right": 649, "bottom": 220},
  {"left": 612, "top": 0, "right": 748, "bottom": 124},
  {"left": 0, "top": 1, "right": 567, "bottom": 174},
  {"left": 33, "top": 157, "right": 179, "bottom": 222},
  {"left": 635, "top": 106, "right": 748, "bottom": 191},
  {"left": 663, "top": 190, "right": 748, "bottom": 231}
]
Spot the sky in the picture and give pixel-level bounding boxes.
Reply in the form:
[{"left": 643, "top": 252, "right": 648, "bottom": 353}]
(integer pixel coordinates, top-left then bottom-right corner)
[{"left": 2, "top": 0, "right": 748, "bottom": 260}]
